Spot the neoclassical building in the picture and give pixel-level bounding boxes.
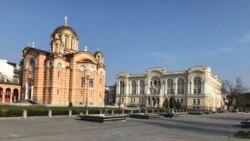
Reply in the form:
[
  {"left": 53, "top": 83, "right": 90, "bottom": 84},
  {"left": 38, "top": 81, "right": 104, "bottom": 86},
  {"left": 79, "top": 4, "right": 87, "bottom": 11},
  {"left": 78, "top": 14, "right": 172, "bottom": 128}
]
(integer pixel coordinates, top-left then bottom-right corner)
[
  {"left": 21, "top": 17, "right": 106, "bottom": 106},
  {"left": 116, "top": 66, "right": 223, "bottom": 111}
]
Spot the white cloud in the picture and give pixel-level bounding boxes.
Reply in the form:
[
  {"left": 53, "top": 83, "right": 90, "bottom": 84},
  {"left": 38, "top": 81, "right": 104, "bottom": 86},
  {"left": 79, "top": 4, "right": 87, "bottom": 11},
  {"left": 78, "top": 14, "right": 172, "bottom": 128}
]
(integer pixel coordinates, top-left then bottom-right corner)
[
  {"left": 201, "top": 47, "right": 232, "bottom": 56},
  {"left": 239, "top": 32, "right": 250, "bottom": 43},
  {"left": 217, "top": 47, "right": 232, "bottom": 52}
]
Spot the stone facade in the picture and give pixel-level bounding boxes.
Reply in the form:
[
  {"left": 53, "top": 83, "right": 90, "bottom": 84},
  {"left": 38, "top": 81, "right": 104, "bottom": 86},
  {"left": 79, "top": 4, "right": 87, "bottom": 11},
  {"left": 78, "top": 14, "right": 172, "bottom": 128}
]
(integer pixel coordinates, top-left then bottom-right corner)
[
  {"left": 116, "top": 66, "right": 223, "bottom": 111},
  {"left": 21, "top": 18, "right": 106, "bottom": 106}
]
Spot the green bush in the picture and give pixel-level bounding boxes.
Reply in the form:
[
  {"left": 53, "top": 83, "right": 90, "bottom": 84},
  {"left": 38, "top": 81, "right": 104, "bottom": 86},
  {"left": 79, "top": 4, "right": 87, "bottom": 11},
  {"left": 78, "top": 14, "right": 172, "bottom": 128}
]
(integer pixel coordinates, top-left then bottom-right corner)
[
  {"left": 7, "top": 109, "right": 23, "bottom": 117},
  {"left": 27, "top": 110, "right": 48, "bottom": 116},
  {"left": 234, "top": 131, "right": 250, "bottom": 138}
]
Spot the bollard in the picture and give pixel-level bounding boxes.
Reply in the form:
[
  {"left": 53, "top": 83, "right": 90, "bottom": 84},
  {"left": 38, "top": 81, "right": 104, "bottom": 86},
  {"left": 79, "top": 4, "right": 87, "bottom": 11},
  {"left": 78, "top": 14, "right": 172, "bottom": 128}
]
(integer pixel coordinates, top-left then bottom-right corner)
[
  {"left": 122, "top": 109, "right": 124, "bottom": 115},
  {"left": 145, "top": 109, "right": 148, "bottom": 114},
  {"left": 48, "top": 110, "right": 52, "bottom": 118},
  {"left": 112, "top": 110, "right": 114, "bottom": 115},
  {"left": 85, "top": 110, "right": 89, "bottom": 115},
  {"left": 131, "top": 110, "right": 133, "bottom": 114},
  {"left": 68, "top": 110, "right": 72, "bottom": 117},
  {"left": 22, "top": 110, "right": 27, "bottom": 119},
  {"left": 99, "top": 109, "right": 102, "bottom": 115}
]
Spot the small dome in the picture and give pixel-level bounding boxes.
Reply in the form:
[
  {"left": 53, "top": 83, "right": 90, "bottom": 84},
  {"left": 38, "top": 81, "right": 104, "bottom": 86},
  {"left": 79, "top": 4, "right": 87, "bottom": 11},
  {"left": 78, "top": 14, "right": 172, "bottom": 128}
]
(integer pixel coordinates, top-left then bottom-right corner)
[
  {"left": 94, "top": 50, "right": 104, "bottom": 57},
  {"left": 51, "top": 25, "right": 78, "bottom": 38}
]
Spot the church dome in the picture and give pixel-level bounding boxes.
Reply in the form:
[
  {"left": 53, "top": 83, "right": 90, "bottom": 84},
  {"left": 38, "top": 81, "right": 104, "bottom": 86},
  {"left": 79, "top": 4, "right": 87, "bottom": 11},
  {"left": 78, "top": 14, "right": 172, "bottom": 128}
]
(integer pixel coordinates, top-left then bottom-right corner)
[
  {"left": 51, "top": 25, "right": 78, "bottom": 38},
  {"left": 94, "top": 50, "right": 104, "bottom": 57}
]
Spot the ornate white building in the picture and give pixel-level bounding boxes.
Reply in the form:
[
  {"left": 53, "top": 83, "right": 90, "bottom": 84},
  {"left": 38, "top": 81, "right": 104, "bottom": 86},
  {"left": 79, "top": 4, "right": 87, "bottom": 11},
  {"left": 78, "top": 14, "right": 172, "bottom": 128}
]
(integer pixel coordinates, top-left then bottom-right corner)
[{"left": 116, "top": 66, "right": 223, "bottom": 111}]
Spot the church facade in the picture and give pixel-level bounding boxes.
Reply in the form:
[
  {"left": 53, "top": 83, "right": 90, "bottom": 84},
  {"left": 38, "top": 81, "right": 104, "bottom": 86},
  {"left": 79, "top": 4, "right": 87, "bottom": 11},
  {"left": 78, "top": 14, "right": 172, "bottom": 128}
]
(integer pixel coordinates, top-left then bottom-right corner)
[
  {"left": 116, "top": 66, "right": 223, "bottom": 111},
  {"left": 21, "top": 18, "right": 106, "bottom": 106}
]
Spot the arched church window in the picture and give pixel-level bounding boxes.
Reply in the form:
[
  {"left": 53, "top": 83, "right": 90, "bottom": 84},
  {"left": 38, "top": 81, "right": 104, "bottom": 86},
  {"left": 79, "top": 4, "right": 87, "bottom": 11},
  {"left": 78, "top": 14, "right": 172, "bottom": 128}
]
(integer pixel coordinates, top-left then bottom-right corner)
[
  {"left": 29, "top": 58, "right": 35, "bottom": 71},
  {"left": 71, "top": 37, "right": 75, "bottom": 49},
  {"left": 89, "top": 78, "right": 94, "bottom": 88},
  {"left": 64, "top": 36, "right": 69, "bottom": 48}
]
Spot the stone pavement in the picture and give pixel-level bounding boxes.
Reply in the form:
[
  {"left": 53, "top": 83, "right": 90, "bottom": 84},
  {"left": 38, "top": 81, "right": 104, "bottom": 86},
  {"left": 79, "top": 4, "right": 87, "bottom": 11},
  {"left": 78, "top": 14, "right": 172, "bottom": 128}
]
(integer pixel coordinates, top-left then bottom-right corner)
[{"left": 0, "top": 113, "right": 249, "bottom": 141}]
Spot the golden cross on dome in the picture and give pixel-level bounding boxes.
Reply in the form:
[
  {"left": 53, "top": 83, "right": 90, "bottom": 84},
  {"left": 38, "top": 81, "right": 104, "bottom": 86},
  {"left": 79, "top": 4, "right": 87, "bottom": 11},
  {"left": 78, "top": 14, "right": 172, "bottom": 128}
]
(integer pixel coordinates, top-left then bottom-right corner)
[{"left": 64, "top": 16, "right": 68, "bottom": 26}]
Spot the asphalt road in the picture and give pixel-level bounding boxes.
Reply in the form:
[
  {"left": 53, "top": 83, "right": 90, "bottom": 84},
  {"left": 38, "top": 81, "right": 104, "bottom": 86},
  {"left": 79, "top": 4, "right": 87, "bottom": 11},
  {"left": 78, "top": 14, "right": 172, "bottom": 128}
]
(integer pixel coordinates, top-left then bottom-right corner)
[{"left": 0, "top": 113, "right": 249, "bottom": 141}]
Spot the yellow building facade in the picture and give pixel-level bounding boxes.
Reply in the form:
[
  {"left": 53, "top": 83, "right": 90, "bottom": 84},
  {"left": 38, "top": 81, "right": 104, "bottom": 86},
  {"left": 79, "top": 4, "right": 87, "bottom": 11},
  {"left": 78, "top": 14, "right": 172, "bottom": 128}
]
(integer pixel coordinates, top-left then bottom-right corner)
[
  {"left": 21, "top": 18, "right": 106, "bottom": 106},
  {"left": 116, "top": 66, "right": 223, "bottom": 111}
]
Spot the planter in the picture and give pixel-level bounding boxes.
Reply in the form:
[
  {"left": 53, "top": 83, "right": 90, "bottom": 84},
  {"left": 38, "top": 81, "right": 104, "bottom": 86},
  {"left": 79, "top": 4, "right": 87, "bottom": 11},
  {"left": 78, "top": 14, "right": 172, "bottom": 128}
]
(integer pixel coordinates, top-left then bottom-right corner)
[{"left": 78, "top": 114, "right": 128, "bottom": 123}]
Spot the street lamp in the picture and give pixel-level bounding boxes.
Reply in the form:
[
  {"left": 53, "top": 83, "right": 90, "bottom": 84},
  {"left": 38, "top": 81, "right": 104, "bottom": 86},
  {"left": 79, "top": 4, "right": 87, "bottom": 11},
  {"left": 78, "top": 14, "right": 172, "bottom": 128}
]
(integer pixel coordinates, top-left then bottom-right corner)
[{"left": 83, "top": 77, "right": 89, "bottom": 108}]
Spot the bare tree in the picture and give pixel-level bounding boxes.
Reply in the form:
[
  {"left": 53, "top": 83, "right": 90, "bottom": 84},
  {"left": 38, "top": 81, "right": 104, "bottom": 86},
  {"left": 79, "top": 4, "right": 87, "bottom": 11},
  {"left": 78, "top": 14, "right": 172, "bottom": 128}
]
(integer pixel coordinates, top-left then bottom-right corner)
[{"left": 221, "top": 77, "right": 248, "bottom": 110}]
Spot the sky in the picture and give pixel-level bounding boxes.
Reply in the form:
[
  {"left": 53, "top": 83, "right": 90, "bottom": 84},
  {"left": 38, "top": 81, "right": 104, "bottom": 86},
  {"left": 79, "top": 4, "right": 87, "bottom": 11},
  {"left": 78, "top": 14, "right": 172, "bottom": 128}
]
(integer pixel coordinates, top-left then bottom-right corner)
[{"left": 0, "top": 0, "right": 250, "bottom": 88}]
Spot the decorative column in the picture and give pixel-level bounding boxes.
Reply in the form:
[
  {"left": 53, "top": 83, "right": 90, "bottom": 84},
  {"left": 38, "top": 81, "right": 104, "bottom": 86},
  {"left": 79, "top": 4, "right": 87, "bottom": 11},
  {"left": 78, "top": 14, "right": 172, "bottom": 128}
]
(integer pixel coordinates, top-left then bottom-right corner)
[
  {"left": 174, "top": 82, "right": 177, "bottom": 94},
  {"left": 10, "top": 93, "right": 13, "bottom": 103},
  {"left": 31, "top": 86, "right": 34, "bottom": 100},
  {"left": 25, "top": 81, "right": 28, "bottom": 99},
  {"left": 116, "top": 83, "right": 120, "bottom": 95},
  {"left": 2, "top": 90, "right": 5, "bottom": 103},
  {"left": 125, "top": 80, "right": 129, "bottom": 95},
  {"left": 203, "top": 81, "right": 207, "bottom": 95},
  {"left": 184, "top": 81, "right": 187, "bottom": 94},
  {"left": 190, "top": 81, "right": 193, "bottom": 94},
  {"left": 201, "top": 81, "right": 204, "bottom": 95},
  {"left": 137, "top": 80, "right": 140, "bottom": 94},
  {"left": 145, "top": 83, "right": 148, "bottom": 95}
]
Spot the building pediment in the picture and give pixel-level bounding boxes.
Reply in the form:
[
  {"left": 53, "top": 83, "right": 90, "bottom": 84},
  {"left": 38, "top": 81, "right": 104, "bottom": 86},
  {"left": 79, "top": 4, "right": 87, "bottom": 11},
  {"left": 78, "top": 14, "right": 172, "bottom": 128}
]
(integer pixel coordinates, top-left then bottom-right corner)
[
  {"left": 76, "top": 58, "right": 97, "bottom": 64},
  {"left": 146, "top": 67, "right": 166, "bottom": 75}
]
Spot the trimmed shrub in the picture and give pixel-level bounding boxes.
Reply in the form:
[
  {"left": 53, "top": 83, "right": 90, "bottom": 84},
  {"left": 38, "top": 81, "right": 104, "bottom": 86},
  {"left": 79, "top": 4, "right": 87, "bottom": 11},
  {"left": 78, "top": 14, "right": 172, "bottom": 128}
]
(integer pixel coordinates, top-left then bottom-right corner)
[{"left": 234, "top": 131, "right": 250, "bottom": 138}]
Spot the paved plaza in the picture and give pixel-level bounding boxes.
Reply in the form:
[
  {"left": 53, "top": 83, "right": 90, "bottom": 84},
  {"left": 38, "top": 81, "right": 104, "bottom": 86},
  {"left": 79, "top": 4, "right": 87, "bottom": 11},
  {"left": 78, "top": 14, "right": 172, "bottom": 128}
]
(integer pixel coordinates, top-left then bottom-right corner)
[{"left": 0, "top": 113, "right": 249, "bottom": 141}]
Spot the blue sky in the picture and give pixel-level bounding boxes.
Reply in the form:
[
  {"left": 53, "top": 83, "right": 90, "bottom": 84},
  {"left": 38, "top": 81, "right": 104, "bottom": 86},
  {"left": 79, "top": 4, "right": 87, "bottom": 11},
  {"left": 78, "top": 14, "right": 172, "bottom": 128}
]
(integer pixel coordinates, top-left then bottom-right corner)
[{"left": 0, "top": 0, "right": 250, "bottom": 87}]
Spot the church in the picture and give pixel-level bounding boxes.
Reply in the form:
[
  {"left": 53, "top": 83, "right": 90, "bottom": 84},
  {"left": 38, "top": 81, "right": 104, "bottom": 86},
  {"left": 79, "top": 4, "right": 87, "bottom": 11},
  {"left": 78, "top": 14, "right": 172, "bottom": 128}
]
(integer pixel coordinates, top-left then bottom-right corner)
[{"left": 21, "top": 17, "right": 106, "bottom": 106}]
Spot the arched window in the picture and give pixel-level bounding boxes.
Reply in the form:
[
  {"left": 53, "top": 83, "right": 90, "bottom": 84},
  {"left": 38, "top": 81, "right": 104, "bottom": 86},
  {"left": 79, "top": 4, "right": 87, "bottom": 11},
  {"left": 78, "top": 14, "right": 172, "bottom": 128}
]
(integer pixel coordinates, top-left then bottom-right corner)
[
  {"left": 154, "top": 81, "right": 157, "bottom": 86},
  {"left": 64, "top": 36, "right": 69, "bottom": 49},
  {"left": 167, "top": 79, "right": 174, "bottom": 94},
  {"left": 177, "top": 78, "right": 184, "bottom": 94},
  {"left": 140, "top": 80, "right": 144, "bottom": 94},
  {"left": 89, "top": 79, "right": 94, "bottom": 88},
  {"left": 150, "top": 76, "right": 160, "bottom": 94},
  {"left": 71, "top": 37, "right": 75, "bottom": 49},
  {"left": 0, "top": 87, "right": 3, "bottom": 98},
  {"left": 193, "top": 77, "right": 201, "bottom": 94},
  {"left": 197, "top": 99, "right": 200, "bottom": 105},
  {"left": 120, "top": 81, "right": 125, "bottom": 94},
  {"left": 193, "top": 99, "right": 196, "bottom": 104},
  {"left": 131, "top": 80, "right": 136, "bottom": 94},
  {"left": 29, "top": 58, "right": 35, "bottom": 71}
]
